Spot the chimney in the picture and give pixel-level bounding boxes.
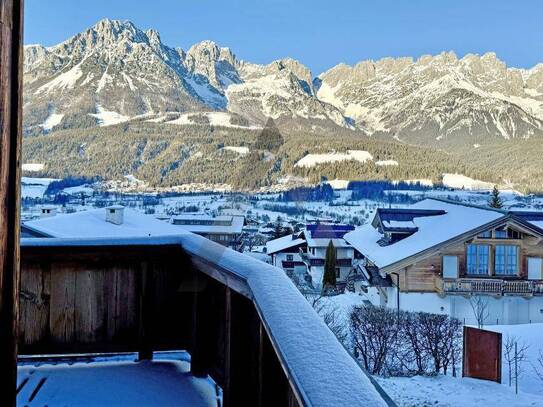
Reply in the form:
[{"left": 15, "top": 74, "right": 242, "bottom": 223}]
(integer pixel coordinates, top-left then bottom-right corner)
[
  {"left": 105, "top": 205, "right": 124, "bottom": 225},
  {"left": 40, "top": 206, "right": 57, "bottom": 218}
]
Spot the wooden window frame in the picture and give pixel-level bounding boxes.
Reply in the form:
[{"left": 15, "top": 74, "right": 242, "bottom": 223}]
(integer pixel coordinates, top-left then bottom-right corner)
[
  {"left": 466, "top": 244, "right": 491, "bottom": 276},
  {"left": 494, "top": 244, "right": 520, "bottom": 276}
]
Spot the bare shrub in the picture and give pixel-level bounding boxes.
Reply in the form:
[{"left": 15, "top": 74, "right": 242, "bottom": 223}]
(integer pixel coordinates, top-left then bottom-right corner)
[
  {"left": 417, "top": 312, "right": 462, "bottom": 375},
  {"left": 469, "top": 296, "right": 490, "bottom": 328},
  {"left": 350, "top": 305, "right": 399, "bottom": 375},
  {"left": 303, "top": 291, "right": 349, "bottom": 346},
  {"left": 398, "top": 311, "right": 430, "bottom": 375}
]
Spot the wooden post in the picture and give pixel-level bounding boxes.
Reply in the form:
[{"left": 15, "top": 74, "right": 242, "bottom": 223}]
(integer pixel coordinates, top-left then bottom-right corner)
[
  {"left": 191, "top": 272, "right": 213, "bottom": 377},
  {"left": 260, "top": 321, "right": 291, "bottom": 407},
  {"left": 223, "top": 292, "right": 261, "bottom": 407},
  {"left": 138, "top": 263, "right": 153, "bottom": 360},
  {"left": 0, "top": 0, "right": 23, "bottom": 405}
]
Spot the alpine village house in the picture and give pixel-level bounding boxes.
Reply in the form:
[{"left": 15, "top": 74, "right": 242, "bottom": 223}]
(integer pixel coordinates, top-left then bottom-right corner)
[{"left": 344, "top": 198, "right": 543, "bottom": 325}]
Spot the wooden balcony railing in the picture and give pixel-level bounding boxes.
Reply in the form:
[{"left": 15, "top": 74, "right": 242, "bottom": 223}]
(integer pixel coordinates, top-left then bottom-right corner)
[
  {"left": 20, "top": 234, "right": 392, "bottom": 407},
  {"left": 442, "top": 278, "right": 543, "bottom": 296}
]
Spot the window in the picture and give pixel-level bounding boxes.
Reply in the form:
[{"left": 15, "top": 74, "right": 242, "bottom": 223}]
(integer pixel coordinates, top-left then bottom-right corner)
[
  {"left": 494, "top": 228, "right": 507, "bottom": 239},
  {"left": 442, "top": 255, "right": 459, "bottom": 279},
  {"left": 508, "top": 229, "right": 521, "bottom": 239},
  {"left": 494, "top": 245, "right": 519, "bottom": 275},
  {"left": 467, "top": 244, "right": 490, "bottom": 275},
  {"left": 335, "top": 268, "right": 341, "bottom": 278},
  {"left": 494, "top": 245, "right": 506, "bottom": 274},
  {"left": 505, "top": 246, "right": 518, "bottom": 275},
  {"left": 286, "top": 254, "right": 293, "bottom": 261},
  {"left": 477, "top": 230, "right": 492, "bottom": 238},
  {"left": 528, "top": 257, "right": 543, "bottom": 280}
]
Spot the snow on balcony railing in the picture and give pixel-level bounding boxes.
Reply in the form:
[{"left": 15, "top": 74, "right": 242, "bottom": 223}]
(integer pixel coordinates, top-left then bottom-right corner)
[{"left": 21, "top": 234, "right": 390, "bottom": 407}]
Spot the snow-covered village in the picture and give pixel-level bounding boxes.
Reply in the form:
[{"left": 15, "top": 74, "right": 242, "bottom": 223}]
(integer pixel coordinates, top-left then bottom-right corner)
[
  {"left": 12, "top": 172, "right": 543, "bottom": 406},
  {"left": 2, "top": 1, "right": 543, "bottom": 407}
]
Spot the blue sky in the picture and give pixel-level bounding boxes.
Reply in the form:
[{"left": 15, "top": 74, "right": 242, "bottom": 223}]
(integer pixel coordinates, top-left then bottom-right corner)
[{"left": 25, "top": 0, "right": 542, "bottom": 74}]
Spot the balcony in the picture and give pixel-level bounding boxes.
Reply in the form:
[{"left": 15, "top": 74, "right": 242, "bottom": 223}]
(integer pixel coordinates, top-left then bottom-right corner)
[
  {"left": 17, "top": 234, "right": 391, "bottom": 407},
  {"left": 442, "top": 278, "right": 543, "bottom": 296}
]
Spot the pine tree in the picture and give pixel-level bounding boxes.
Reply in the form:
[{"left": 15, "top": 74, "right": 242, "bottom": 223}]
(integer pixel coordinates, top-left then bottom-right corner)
[
  {"left": 489, "top": 185, "right": 503, "bottom": 209},
  {"left": 322, "top": 240, "right": 337, "bottom": 292}
]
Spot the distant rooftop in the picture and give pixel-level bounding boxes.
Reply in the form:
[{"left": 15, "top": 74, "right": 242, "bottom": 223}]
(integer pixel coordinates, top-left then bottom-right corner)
[
  {"left": 171, "top": 214, "right": 244, "bottom": 234},
  {"left": 22, "top": 208, "right": 185, "bottom": 238},
  {"left": 266, "top": 233, "right": 306, "bottom": 254},
  {"left": 306, "top": 223, "right": 355, "bottom": 239}
]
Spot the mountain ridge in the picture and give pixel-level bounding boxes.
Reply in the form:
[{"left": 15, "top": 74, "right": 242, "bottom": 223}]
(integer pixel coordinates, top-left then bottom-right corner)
[{"left": 23, "top": 18, "right": 543, "bottom": 145}]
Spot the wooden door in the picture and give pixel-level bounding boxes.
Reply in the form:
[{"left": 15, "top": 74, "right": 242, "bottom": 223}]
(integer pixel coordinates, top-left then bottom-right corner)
[{"left": 463, "top": 326, "right": 502, "bottom": 383}]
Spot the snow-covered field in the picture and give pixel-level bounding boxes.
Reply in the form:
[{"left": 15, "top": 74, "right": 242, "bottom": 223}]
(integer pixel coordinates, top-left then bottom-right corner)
[
  {"left": 41, "top": 112, "right": 64, "bottom": 132},
  {"left": 489, "top": 324, "right": 543, "bottom": 396},
  {"left": 21, "top": 177, "right": 58, "bottom": 198},
  {"left": 295, "top": 150, "right": 374, "bottom": 168},
  {"left": 377, "top": 374, "right": 543, "bottom": 407},
  {"left": 441, "top": 173, "right": 495, "bottom": 190},
  {"left": 22, "top": 163, "right": 45, "bottom": 172},
  {"left": 222, "top": 145, "right": 250, "bottom": 154},
  {"left": 89, "top": 104, "right": 130, "bottom": 126},
  {"left": 315, "top": 291, "right": 543, "bottom": 407},
  {"left": 150, "top": 111, "right": 261, "bottom": 129}
]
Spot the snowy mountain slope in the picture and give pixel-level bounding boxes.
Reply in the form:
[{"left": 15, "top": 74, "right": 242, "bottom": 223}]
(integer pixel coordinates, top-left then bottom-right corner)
[
  {"left": 23, "top": 19, "right": 349, "bottom": 135},
  {"left": 24, "top": 19, "right": 543, "bottom": 145},
  {"left": 317, "top": 52, "right": 543, "bottom": 144}
]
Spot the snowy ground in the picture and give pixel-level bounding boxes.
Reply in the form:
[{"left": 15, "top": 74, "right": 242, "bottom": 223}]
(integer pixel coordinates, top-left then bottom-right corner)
[
  {"left": 376, "top": 374, "right": 543, "bottom": 407},
  {"left": 488, "top": 323, "right": 543, "bottom": 396},
  {"left": 21, "top": 177, "right": 59, "bottom": 198},
  {"left": 312, "top": 292, "right": 543, "bottom": 407}
]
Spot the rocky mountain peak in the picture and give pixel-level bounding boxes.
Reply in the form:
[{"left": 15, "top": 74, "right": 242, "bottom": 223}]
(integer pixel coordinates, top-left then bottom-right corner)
[{"left": 145, "top": 29, "right": 162, "bottom": 46}]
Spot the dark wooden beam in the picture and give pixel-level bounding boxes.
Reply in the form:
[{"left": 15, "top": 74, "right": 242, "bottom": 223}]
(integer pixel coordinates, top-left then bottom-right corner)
[
  {"left": 224, "top": 292, "right": 262, "bottom": 407},
  {"left": 137, "top": 262, "right": 153, "bottom": 360},
  {"left": 0, "top": 0, "right": 23, "bottom": 405}
]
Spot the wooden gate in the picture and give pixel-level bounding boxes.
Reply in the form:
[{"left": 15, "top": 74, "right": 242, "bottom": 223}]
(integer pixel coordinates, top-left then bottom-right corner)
[{"left": 462, "top": 326, "right": 502, "bottom": 383}]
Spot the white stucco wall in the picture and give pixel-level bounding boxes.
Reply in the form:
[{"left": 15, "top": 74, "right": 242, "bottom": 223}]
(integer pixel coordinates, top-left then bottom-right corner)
[{"left": 380, "top": 288, "right": 543, "bottom": 325}]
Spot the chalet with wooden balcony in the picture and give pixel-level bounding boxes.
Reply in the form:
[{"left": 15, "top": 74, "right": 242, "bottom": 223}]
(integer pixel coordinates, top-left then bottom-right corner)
[{"left": 344, "top": 199, "right": 543, "bottom": 325}]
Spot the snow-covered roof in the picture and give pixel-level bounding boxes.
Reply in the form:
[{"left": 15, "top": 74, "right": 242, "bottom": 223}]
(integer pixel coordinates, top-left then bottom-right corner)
[
  {"left": 22, "top": 208, "right": 184, "bottom": 238},
  {"left": 509, "top": 211, "right": 543, "bottom": 232},
  {"left": 304, "top": 236, "right": 352, "bottom": 248},
  {"left": 302, "top": 223, "right": 354, "bottom": 248},
  {"left": 345, "top": 199, "right": 504, "bottom": 269},
  {"left": 171, "top": 214, "right": 244, "bottom": 234},
  {"left": 106, "top": 204, "right": 125, "bottom": 210},
  {"left": 266, "top": 234, "right": 306, "bottom": 254},
  {"left": 381, "top": 220, "right": 417, "bottom": 232}
]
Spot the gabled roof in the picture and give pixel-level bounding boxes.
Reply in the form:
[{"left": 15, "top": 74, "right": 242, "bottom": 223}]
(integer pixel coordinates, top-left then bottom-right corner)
[
  {"left": 509, "top": 211, "right": 543, "bottom": 232},
  {"left": 305, "top": 223, "right": 354, "bottom": 239},
  {"left": 373, "top": 208, "right": 446, "bottom": 233},
  {"left": 344, "top": 199, "right": 507, "bottom": 270},
  {"left": 266, "top": 234, "right": 306, "bottom": 255},
  {"left": 22, "top": 208, "right": 184, "bottom": 238}
]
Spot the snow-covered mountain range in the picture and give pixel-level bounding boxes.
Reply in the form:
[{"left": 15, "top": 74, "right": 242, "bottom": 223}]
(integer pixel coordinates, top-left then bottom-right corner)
[
  {"left": 24, "top": 18, "right": 543, "bottom": 145},
  {"left": 317, "top": 52, "right": 543, "bottom": 144}
]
